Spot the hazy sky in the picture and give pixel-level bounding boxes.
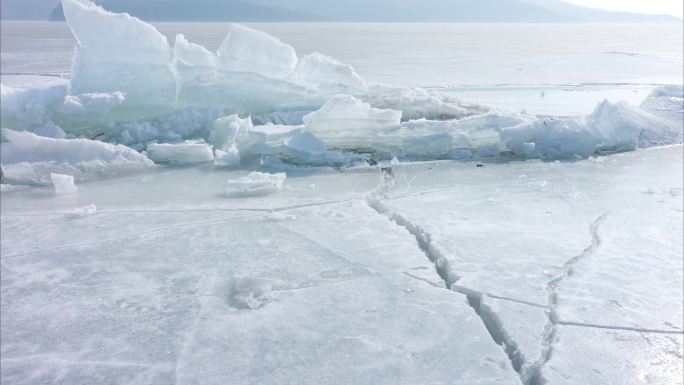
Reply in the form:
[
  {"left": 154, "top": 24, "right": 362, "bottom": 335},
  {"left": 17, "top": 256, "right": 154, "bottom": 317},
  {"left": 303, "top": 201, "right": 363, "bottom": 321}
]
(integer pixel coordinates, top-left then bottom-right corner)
[{"left": 565, "top": 0, "right": 683, "bottom": 17}]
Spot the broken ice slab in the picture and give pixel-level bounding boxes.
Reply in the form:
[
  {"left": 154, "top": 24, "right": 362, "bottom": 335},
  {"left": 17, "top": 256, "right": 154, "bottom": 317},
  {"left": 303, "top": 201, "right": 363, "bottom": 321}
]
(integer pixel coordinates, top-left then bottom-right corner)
[
  {"left": 225, "top": 172, "right": 286, "bottom": 197},
  {"left": 146, "top": 141, "right": 215, "bottom": 165},
  {"left": 61, "top": 0, "right": 176, "bottom": 105},
  {"left": 0, "top": 128, "right": 155, "bottom": 186},
  {"left": 50, "top": 173, "right": 78, "bottom": 194},
  {"left": 216, "top": 24, "right": 297, "bottom": 80}
]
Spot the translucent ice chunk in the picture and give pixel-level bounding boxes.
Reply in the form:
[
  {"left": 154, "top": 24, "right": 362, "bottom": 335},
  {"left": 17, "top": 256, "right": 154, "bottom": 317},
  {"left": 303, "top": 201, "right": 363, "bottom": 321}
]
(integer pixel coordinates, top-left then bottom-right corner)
[
  {"left": 146, "top": 141, "right": 215, "bottom": 165},
  {"left": 61, "top": 0, "right": 176, "bottom": 104},
  {"left": 639, "top": 85, "right": 684, "bottom": 127},
  {"left": 210, "top": 114, "right": 253, "bottom": 151},
  {"left": 214, "top": 146, "right": 241, "bottom": 167},
  {"left": 303, "top": 94, "right": 402, "bottom": 149},
  {"left": 0, "top": 82, "right": 68, "bottom": 127},
  {"left": 60, "top": 91, "right": 125, "bottom": 115},
  {"left": 0, "top": 128, "right": 154, "bottom": 185},
  {"left": 216, "top": 24, "right": 297, "bottom": 80},
  {"left": 225, "top": 171, "right": 286, "bottom": 197},
  {"left": 50, "top": 173, "right": 78, "bottom": 194},
  {"left": 292, "top": 52, "right": 367, "bottom": 92},
  {"left": 174, "top": 33, "right": 217, "bottom": 85}
]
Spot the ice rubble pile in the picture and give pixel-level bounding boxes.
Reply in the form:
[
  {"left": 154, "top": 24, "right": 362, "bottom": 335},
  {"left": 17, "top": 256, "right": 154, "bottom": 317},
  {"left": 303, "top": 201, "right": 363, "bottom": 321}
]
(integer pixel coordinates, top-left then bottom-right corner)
[
  {"left": 1, "top": 0, "right": 475, "bottom": 134},
  {"left": 0, "top": 128, "right": 155, "bottom": 185},
  {"left": 0, "top": 0, "right": 682, "bottom": 186}
]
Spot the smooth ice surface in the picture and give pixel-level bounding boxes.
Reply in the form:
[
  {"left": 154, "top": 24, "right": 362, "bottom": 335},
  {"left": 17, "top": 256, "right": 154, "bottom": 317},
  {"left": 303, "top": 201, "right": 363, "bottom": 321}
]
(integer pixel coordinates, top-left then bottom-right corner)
[{"left": 542, "top": 326, "right": 683, "bottom": 385}]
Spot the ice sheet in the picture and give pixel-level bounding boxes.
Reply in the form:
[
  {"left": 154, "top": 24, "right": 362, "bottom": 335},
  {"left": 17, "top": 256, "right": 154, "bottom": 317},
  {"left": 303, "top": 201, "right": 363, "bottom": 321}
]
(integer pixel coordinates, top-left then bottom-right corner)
[
  {"left": 2, "top": 145, "right": 682, "bottom": 384},
  {"left": 1, "top": 169, "right": 520, "bottom": 385},
  {"left": 373, "top": 145, "right": 683, "bottom": 380},
  {"left": 542, "top": 326, "right": 683, "bottom": 385}
]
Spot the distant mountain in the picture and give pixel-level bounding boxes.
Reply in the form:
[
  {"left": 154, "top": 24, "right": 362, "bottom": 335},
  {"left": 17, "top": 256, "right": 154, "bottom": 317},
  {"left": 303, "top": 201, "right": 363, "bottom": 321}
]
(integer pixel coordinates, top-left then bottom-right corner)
[
  {"left": 249, "top": 0, "right": 679, "bottom": 22},
  {"left": 518, "top": 0, "right": 680, "bottom": 22},
  {"left": 1, "top": 0, "right": 680, "bottom": 22},
  {"left": 47, "top": 0, "right": 321, "bottom": 22},
  {"left": 1, "top": 0, "right": 61, "bottom": 20}
]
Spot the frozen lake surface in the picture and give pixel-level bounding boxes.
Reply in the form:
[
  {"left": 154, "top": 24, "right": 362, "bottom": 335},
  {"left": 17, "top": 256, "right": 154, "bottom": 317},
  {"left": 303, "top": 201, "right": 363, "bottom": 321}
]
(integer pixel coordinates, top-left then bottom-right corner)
[
  {"left": 2, "top": 146, "right": 682, "bottom": 384},
  {"left": 1, "top": 3, "right": 683, "bottom": 384},
  {"left": 1, "top": 21, "right": 682, "bottom": 115}
]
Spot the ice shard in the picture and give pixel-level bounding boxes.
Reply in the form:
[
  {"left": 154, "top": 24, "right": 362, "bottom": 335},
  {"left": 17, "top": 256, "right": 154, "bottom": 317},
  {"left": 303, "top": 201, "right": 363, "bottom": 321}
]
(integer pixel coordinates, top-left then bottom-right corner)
[{"left": 61, "top": 0, "right": 176, "bottom": 106}]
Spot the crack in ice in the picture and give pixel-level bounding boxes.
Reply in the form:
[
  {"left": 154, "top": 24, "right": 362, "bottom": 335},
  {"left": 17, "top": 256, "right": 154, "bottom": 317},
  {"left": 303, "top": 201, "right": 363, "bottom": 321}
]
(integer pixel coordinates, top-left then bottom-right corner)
[
  {"left": 0, "top": 354, "right": 152, "bottom": 369},
  {"left": 557, "top": 321, "right": 684, "bottom": 335},
  {"left": 365, "top": 166, "right": 529, "bottom": 385},
  {"left": 402, "top": 271, "right": 443, "bottom": 288},
  {"left": 526, "top": 213, "right": 609, "bottom": 385},
  {"left": 174, "top": 279, "right": 206, "bottom": 385},
  {"left": 0, "top": 197, "right": 356, "bottom": 219}
]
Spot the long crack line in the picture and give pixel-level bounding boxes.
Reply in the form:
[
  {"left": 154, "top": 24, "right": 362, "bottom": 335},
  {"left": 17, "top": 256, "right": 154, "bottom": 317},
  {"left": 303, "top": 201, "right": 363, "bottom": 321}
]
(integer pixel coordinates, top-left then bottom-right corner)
[
  {"left": 365, "top": 166, "right": 528, "bottom": 385},
  {"left": 526, "top": 212, "right": 609, "bottom": 385},
  {"left": 557, "top": 321, "right": 683, "bottom": 335}
]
